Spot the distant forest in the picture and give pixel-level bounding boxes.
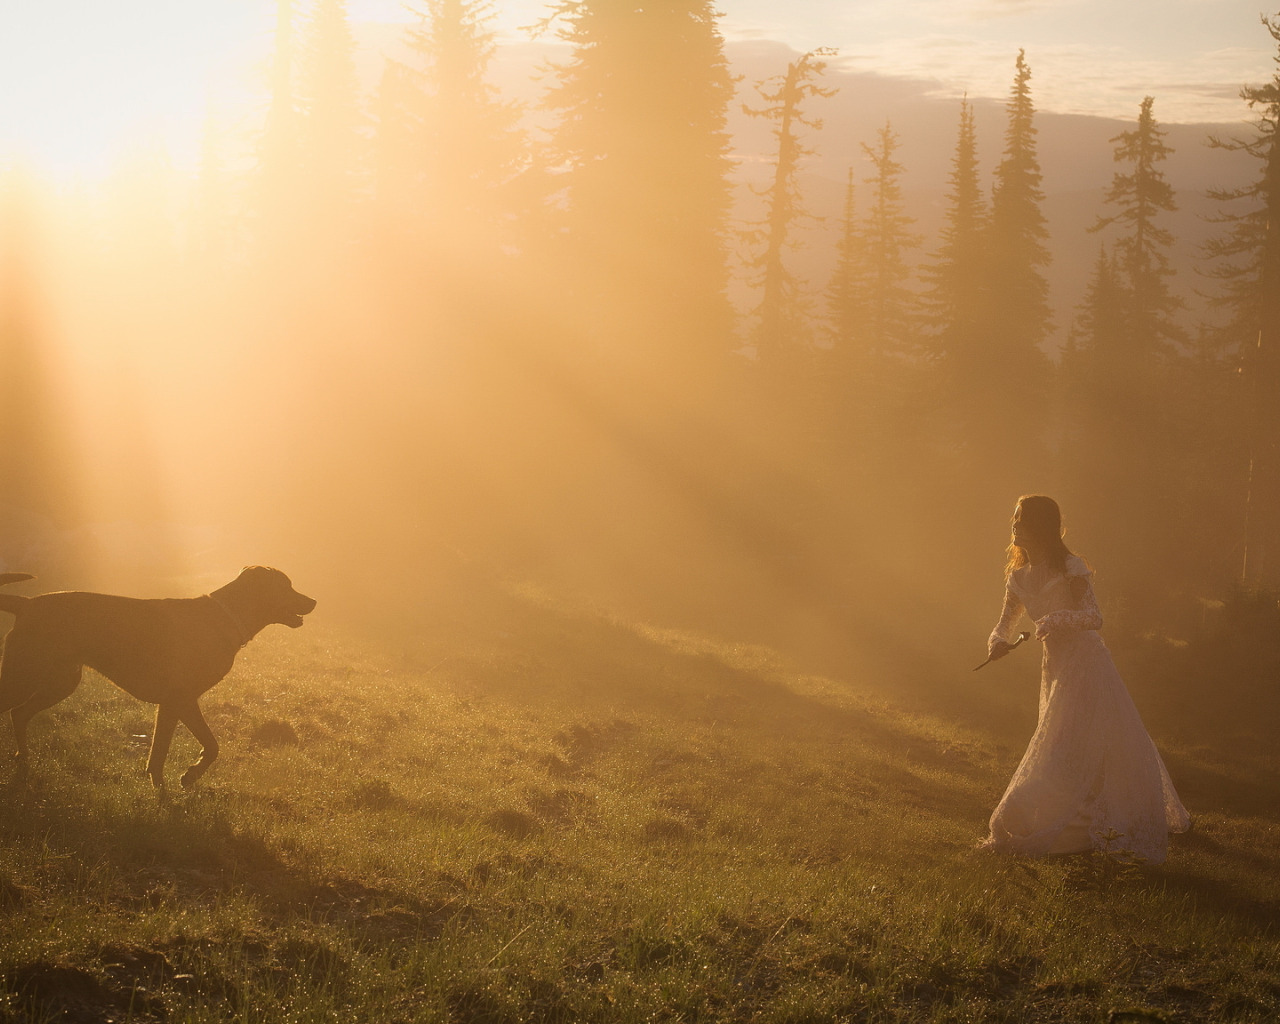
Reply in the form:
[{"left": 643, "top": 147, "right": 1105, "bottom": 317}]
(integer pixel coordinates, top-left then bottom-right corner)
[{"left": 2, "top": 1, "right": 1279, "bottom": 652}]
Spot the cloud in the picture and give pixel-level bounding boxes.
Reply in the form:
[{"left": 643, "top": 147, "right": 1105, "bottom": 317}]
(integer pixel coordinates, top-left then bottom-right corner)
[
  {"left": 915, "top": 0, "right": 1087, "bottom": 23},
  {"left": 821, "top": 23, "right": 1266, "bottom": 124}
]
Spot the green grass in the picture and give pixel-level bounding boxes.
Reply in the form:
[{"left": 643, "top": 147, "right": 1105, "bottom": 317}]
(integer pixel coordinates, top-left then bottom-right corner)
[{"left": 0, "top": 583, "right": 1277, "bottom": 1023}]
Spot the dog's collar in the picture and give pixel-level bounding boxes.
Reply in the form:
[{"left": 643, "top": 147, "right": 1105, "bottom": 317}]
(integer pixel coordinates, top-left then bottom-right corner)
[{"left": 207, "top": 594, "right": 251, "bottom": 648}]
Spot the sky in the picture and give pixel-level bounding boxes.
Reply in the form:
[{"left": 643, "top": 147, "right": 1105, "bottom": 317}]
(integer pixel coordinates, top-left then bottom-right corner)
[{"left": 0, "top": 0, "right": 1275, "bottom": 178}]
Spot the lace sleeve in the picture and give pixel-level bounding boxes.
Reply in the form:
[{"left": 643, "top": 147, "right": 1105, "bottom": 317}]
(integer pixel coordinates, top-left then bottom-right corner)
[
  {"left": 1034, "top": 563, "right": 1103, "bottom": 640},
  {"left": 988, "top": 585, "right": 1026, "bottom": 655}
]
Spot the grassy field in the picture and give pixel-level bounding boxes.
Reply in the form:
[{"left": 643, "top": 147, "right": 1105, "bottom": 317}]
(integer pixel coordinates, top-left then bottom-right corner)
[{"left": 0, "top": 582, "right": 1277, "bottom": 1023}]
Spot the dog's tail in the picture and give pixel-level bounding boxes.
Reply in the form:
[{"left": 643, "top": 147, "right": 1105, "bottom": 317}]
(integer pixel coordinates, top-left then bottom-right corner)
[{"left": 0, "top": 573, "right": 34, "bottom": 616}]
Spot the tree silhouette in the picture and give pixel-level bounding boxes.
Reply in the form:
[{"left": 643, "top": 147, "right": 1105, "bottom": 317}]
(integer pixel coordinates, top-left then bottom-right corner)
[
  {"left": 743, "top": 48, "right": 837, "bottom": 376},
  {"left": 986, "top": 51, "right": 1051, "bottom": 357},
  {"left": 1077, "top": 97, "right": 1184, "bottom": 606},
  {"left": 923, "top": 98, "right": 987, "bottom": 371},
  {"left": 517, "top": 0, "right": 745, "bottom": 604},
  {"left": 377, "top": 0, "right": 527, "bottom": 250},
  {"left": 1059, "top": 247, "right": 1133, "bottom": 593},
  {"left": 254, "top": 0, "right": 303, "bottom": 250},
  {"left": 298, "top": 0, "right": 364, "bottom": 235},
  {"left": 540, "top": 0, "right": 737, "bottom": 366},
  {"left": 0, "top": 175, "right": 87, "bottom": 579},
  {"left": 970, "top": 51, "right": 1052, "bottom": 480},
  {"left": 859, "top": 120, "right": 920, "bottom": 364},
  {"left": 1091, "top": 96, "right": 1182, "bottom": 358},
  {"left": 826, "top": 167, "right": 864, "bottom": 362},
  {"left": 1204, "top": 14, "right": 1280, "bottom": 584}
]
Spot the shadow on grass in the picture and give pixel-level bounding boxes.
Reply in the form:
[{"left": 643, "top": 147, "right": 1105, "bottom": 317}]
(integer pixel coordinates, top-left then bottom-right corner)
[
  {"left": 429, "top": 583, "right": 989, "bottom": 757},
  {"left": 0, "top": 768, "right": 468, "bottom": 941},
  {"left": 426, "top": 583, "right": 1008, "bottom": 829},
  {"left": 1159, "top": 749, "right": 1280, "bottom": 823}
]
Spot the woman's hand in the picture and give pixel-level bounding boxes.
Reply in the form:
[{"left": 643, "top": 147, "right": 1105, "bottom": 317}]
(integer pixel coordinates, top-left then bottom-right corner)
[{"left": 988, "top": 639, "right": 1015, "bottom": 660}]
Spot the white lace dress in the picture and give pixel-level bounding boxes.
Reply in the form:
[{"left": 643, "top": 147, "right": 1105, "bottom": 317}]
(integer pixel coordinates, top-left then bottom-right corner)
[{"left": 983, "top": 555, "right": 1190, "bottom": 863}]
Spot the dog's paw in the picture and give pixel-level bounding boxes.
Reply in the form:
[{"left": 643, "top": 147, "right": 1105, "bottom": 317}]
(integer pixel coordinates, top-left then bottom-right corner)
[{"left": 180, "top": 764, "right": 207, "bottom": 789}]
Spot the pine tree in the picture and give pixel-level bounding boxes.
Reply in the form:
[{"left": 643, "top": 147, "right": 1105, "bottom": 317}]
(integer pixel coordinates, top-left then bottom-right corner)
[
  {"left": 541, "top": 0, "right": 738, "bottom": 364},
  {"left": 826, "top": 168, "right": 863, "bottom": 361},
  {"left": 1204, "top": 14, "right": 1280, "bottom": 584},
  {"left": 0, "top": 175, "right": 87, "bottom": 577},
  {"left": 1059, "top": 246, "right": 1128, "bottom": 562},
  {"left": 297, "top": 0, "right": 364, "bottom": 242},
  {"left": 1090, "top": 96, "right": 1181, "bottom": 360},
  {"left": 859, "top": 120, "right": 920, "bottom": 362},
  {"left": 986, "top": 51, "right": 1052, "bottom": 361},
  {"left": 1075, "top": 96, "right": 1186, "bottom": 606},
  {"left": 969, "top": 51, "right": 1052, "bottom": 477},
  {"left": 525, "top": 0, "right": 743, "bottom": 592},
  {"left": 255, "top": 0, "right": 302, "bottom": 248},
  {"left": 914, "top": 98, "right": 988, "bottom": 487},
  {"left": 923, "top": 98, "right": 986, "bottom": 368},
  {"left": 378, "top": 0, "right": 526, "bottom": 244},
  {"left": 1069, "top": 246, "right": 1129, "bottom": 384},
  {"left": 743, "top": 48, "right": 836, "bottom": 374}
]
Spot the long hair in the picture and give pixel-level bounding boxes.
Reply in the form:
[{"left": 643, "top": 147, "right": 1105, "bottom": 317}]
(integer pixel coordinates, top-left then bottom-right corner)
[{"left": 1004, "top": 494, "right": 1074, "bottom": 580}]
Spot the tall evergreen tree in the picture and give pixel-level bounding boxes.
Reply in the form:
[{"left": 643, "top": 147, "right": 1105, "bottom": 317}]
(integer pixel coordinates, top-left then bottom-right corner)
[
  {"left": 1091, "top": 96, "right": 1181, "bottom": 359},
  {"left": 297, "top": 0, "right": 364, "bottom": 242},
  {"left": 378, "top": 0, "right": 526, "bottom": 246},
  {"left": 987, "top": 51, "right": 1051, "bottom": 358},
  {"left": 838, "top": 121, "right": 923, "bottom": 489},
  {"left": 541, "top": 0, "right": 738, "bottom": 365},
  {"left": 1059, "top": 246, "right": 1128, "bottom": 571},
  {"left": 1067, "top": 246, "right": 1129, "bottom": 389},
  {"left": 859, "top": 120, "right": 920, "bottom": 363},
  {"left": 913, "top": 98, "right": 988, "bottom": 496},
  {"left": 988, "top": 53, "right": 1049, "bottom": 353},
  {"left": 521, "top": 0, "right": 743, "bottom": 599},
  {"left": 743, "top": 48, "right": 836, "bottom": 374},
  {"left": 1204, "top": 14, "right": 1280, "bottom": 584},
  {"left": 923, "top": 98, "right": 986, "bottom": 368},
  {"left": 255, "top": 0, "right": 302, "bottom": 249},
  {"left": 971, "top": 51, "right": 1052, "bottom": 478},
  {"left": 826, "top": 167, "right": 864, "bottom": 358},
  {"left": 1078, "top": 96, "right": 1185, "bottom": 606},
  {"left": 0, "top": 175, "right": 87, "bottom": 578}
]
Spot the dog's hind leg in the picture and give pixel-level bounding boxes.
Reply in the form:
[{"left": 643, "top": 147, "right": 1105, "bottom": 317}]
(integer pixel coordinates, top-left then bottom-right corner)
[
  {"left": 5, "top": 659, "right": 83, "bottom": 761},
  {"left": 0, "top": 636, "right": 43, "bottom": 729},
  {"left": 146, "top": 704, "right": 180, "bottom": 790},
  {"left": 175, "top": 700, "right": 219, "bottom": 789}
]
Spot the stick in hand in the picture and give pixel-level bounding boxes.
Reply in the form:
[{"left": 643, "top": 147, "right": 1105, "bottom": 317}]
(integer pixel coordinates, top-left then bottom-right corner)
[{"left": 973, "top": 631, "right": 1031, "bottom": 671}]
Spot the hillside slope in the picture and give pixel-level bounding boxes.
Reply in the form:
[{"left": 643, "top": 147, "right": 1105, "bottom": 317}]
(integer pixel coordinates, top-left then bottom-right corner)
[{"left": 0, "top": 587, "right": 1276, "bottom": 1022}]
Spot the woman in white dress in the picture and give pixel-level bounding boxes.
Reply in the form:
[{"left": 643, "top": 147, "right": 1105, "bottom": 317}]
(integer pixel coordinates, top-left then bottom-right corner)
[{"left": 982, "top": 495, "right": 1190, "bottom": 863}]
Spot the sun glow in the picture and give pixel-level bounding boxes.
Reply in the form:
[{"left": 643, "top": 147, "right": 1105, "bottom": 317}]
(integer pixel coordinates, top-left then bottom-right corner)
[
  {"left": 1, "top": 0, "right": 1277, "bottom": 623},
  {"left": 0, "top": 5, "right": 268, "bottom": 180}
]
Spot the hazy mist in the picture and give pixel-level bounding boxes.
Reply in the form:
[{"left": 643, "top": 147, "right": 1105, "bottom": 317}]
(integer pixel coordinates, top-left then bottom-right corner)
[{"left": 2, "top": 1, "right": 1276, "bottom": 685}]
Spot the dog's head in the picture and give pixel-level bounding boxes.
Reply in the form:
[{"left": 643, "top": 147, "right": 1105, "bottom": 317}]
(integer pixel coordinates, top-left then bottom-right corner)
[{"left": 230, "top": 566, "right": 316, "bottom": 629}]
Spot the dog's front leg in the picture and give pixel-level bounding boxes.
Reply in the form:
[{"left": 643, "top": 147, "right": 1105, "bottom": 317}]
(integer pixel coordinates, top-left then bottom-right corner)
[
  {"left": 176, "top": 700, "right": 219, "bottom": 789},
  {"left": 147, "top": 704, "right": 180, "bottom": 789}
]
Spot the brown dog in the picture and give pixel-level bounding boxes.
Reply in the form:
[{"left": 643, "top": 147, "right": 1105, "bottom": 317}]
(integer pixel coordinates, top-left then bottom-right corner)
[{"left": 0, "top": 567, "right": 315, "bottom": 789}]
